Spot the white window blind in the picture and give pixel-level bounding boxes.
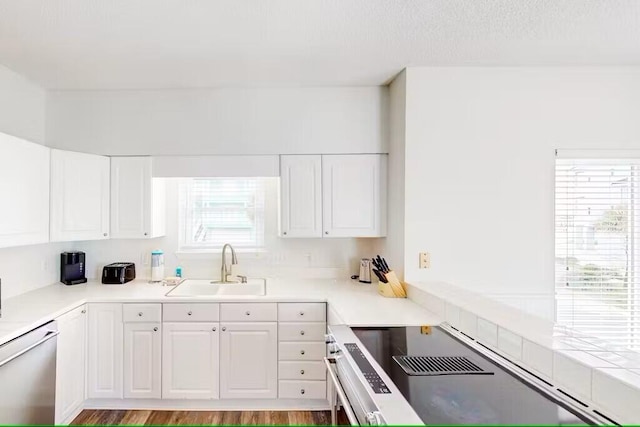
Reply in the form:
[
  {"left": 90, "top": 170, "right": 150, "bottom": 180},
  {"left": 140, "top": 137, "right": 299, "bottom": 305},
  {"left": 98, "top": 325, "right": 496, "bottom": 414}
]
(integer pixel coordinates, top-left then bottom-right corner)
[
  {"left": 179, "top": 178, "right": 266, "bottom": 251},
  {"left": 555, "top": 158, "right": 640, "bottom": 351}
]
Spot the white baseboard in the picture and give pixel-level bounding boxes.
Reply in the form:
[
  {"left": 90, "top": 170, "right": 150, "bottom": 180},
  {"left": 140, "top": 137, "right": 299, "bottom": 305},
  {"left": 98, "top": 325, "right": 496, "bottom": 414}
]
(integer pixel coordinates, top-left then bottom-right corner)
[{"left": 83, "top": 398, "right": 331, "bottom": 411}]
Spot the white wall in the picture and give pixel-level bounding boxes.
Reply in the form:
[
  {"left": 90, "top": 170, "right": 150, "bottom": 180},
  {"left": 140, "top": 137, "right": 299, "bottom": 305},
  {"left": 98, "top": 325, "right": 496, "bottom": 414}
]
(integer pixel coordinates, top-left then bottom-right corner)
[
  {"left": 76, "top": 179, "right": 377, "bottom": 281},
  {"left": 46, "top": 87, "right": 388, "bottom": 155},
  {"left": 377, "top": 71, "right": 407, "bottom": 279},
  {"left": 0, "top": 64, "right": 46, "bottom": 143},
  {"left": 402, "top": 67, "right": 640, "bottom": 298}
]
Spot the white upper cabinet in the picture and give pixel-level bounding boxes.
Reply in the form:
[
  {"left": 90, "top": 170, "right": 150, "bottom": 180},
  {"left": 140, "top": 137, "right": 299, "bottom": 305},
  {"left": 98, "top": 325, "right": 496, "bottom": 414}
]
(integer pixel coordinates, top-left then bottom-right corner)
[
  {"left": 110, "top": 157, "right": 166, "bottom": 239},
  {"left": 280, "top": 155, "right": 323, "bottom": 238},
  {"left": 0, "top": 132, "right": 50, "bottom": 248},
  {"left": 322, "top": 154, "right": 387, "bottom": 237},
  {"left": 279, "top": 154, "right": 387, "bottom": 238},
  {"left": 50, "top": 149, "right": 110, "bottom": 242}
]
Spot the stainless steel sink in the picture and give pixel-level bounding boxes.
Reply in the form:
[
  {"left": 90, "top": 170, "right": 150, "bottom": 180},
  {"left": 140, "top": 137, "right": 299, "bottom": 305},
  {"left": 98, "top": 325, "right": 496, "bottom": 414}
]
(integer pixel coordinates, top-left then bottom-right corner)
[{"left": 165, "top": 278, "right": 266, "bottom": 297}]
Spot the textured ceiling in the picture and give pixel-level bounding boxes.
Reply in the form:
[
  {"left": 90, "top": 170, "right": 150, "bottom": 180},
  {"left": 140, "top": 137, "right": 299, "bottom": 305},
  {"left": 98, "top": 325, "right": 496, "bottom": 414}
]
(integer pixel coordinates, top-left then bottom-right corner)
[{"left": 0, "top": 0, "right": 639, "bottom": 89}]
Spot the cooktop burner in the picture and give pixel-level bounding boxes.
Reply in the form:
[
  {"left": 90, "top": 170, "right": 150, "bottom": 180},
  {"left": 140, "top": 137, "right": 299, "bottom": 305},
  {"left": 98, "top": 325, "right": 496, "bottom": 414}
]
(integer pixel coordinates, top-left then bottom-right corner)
[{"left": 352, "top": 326, "right": 594, "bottom": 426}]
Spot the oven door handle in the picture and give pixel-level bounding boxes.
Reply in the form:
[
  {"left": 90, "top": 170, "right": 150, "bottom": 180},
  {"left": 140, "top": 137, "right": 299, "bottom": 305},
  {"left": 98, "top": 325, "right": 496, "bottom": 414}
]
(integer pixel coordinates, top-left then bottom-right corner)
[{"left": 324, "top": 356, "right": 360, "bottom": 426}]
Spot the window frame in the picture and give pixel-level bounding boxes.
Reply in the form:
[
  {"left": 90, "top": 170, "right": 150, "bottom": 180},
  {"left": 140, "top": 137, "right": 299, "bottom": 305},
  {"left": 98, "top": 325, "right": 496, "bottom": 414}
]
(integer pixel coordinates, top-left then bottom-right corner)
[{"left": 177, "top": 177, "right": 266, "bottom": 253}]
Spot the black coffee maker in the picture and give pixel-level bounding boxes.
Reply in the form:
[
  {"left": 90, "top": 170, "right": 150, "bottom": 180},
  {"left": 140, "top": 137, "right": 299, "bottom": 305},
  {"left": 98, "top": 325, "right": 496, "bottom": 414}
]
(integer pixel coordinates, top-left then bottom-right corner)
[{"left": 60, "top": 252, "right": 88, "bottom": 285}]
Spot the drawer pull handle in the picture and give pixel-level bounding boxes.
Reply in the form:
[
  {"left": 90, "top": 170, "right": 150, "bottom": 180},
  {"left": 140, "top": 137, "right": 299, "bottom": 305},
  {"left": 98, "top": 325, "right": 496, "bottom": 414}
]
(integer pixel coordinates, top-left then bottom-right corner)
[
  {"left": 300, "top": 350, "right": 305, "bottom": 355},
  {"left": 212, "top": 327, "right": 217, "bottom": 332},
  {"left": 153, "top": 327, "right": 158, "bottom": 332},
  {"left": 300, "top": 389, "right": 305, "bottom": 395},
  {"left": 300, "top": 369, "right": 305, "bottom": 375},
  {"left": 300, "top": 330, "right": 305, "bottom": 336},
  {"left": 188, "top": 311, "right": 193, "bottom": 316},
  {"left": 246, "top": 311, "right": 251, "bottom": 316},
  {"left": 138, "top": 312, "right": 143, "bottom": 317},
  {"left": 222, "top": 327, "right": 226, "bottom": 332}
]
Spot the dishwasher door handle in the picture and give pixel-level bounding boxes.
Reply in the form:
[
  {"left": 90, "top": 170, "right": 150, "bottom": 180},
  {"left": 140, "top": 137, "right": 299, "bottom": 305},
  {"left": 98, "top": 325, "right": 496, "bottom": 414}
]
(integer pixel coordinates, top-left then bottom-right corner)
[
  {"left": 0, "top": 330, "right": 59, "bottom": 369},
  {"left": 324, "top": 356, "right": 360, "bottom": 426}
]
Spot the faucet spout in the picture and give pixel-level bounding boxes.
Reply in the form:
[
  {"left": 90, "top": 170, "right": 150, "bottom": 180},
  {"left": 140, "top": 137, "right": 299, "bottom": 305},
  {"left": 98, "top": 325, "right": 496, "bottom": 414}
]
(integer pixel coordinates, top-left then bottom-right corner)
[{"left": 221, "top": 243, "right": 238, "bottom": 283}]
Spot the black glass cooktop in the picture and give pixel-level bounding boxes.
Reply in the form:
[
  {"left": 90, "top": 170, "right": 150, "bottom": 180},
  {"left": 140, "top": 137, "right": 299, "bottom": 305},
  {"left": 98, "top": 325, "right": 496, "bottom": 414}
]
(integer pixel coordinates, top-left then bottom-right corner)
[{"left": 352, "top": 326, "right": 595, "bottom": 426}]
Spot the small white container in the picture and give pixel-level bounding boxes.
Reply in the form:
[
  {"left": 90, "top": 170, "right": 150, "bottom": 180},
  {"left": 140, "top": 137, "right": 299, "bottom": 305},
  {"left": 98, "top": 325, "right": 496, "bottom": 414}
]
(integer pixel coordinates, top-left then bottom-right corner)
[{"left": 150, "top": 250, "right": 164, "bottom": 282}]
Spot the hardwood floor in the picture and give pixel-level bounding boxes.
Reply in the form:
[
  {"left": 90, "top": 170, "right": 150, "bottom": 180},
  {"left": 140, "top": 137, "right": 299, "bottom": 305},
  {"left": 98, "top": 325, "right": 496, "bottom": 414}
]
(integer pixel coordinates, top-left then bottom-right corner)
[{"left": 71, "top": 409, "right": 349, "bottom": 425}]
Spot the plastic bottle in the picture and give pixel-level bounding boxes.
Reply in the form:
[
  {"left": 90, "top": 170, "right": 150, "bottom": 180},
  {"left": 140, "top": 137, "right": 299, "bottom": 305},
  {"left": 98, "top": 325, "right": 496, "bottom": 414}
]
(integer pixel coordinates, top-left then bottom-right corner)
[
  {"left": 150, "top": 250, "right": 164, "bottom": 282},
  {"left": 175, "top": 266, "right": 182, "bottom": 278}
]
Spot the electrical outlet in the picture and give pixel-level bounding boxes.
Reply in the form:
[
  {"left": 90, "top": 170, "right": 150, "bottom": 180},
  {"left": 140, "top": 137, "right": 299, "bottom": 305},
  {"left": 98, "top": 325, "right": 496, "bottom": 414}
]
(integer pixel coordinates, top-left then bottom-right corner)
[{"left": 419, "top": 252, "right": 431, "bottom": 269}]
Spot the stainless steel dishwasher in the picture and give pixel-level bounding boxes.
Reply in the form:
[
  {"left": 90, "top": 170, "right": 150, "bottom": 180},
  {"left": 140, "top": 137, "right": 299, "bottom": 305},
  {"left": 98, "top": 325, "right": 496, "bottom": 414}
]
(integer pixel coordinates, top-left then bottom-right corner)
[{"left": 0, "top": 321, "right": 58, "bottom": 424}]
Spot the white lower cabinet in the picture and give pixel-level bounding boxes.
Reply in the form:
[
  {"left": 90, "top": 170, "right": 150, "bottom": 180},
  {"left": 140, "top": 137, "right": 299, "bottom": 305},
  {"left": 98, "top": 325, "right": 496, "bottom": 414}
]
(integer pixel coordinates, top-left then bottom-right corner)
[
  {"left": 123, "top": 322, "right": 162, "bottom": 399},
  {"left": 162, "top": 322, "right": 220, "bottom": 399},
  {"left": 87, "top": 303, "right": 123, "bottom": 399},
  {"left": 219, "top": 322, "right": 278, "bottom": 399},
  {"left": 55, "top": 305, "right": 87, "bottom": 424}
]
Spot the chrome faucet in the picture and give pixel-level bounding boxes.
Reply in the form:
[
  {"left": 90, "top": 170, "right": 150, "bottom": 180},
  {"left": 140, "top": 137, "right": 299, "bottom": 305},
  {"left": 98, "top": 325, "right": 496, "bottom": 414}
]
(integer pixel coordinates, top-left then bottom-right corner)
[{"left": 220, "top": 243, "right": 238, "bottom": 283}]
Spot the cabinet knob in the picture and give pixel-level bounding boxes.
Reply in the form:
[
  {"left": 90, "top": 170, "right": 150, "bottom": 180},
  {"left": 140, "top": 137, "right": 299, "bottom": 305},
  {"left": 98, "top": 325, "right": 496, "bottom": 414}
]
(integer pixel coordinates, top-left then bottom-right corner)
[
  {"left": 187, "top": 311, "right": 193, "bottom": 316},
  {"left": 222, "top": 327, "right": 226, "bottom": 332},
  {"left": 153, "top": 327, "right": 158, "bottom": 332},
  {"left": 245, "top": 311, "right": 251, "bottom": 316},
  {"left": 103, "top": 233, "right": 108, "bottom": 237},
  {"left": 138, "top": 312, "right": 143, "bottom": 317},
  {"left": 300, "top": 389, "right": 305, "bottom": 395},
  {"left": 144, "top": 232, "right": 148, "bottom": 236},
  {"left": 300, "top": 330, "right": 305, "bottom": 336},
  {"left": 300, "top": 369, "right": 305, "bottom": 375},
  {"left": 299, "top": 311, "right": 304, "bottom": 316},
  {"left": 81, "top": 309, "right": 86, "bottom": 314},
  {"left": 325, "top": 231, "right": 329, "bottom": 235},
  {"left": 300, "top": 349, "right": 305, "bottom": 355},
  {"left": 212, "top": 327, "right": 217, "bottom": 332},
  {"left": 283, "top": 231, "right": 287, "bottom": 235}
]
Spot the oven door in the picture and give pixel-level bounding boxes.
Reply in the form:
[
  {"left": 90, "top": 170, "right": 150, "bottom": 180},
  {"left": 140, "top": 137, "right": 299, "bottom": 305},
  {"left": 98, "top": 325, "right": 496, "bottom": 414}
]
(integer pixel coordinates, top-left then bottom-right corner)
[{"left": 324, "top": 356, "right": 385, "bottom": 426}]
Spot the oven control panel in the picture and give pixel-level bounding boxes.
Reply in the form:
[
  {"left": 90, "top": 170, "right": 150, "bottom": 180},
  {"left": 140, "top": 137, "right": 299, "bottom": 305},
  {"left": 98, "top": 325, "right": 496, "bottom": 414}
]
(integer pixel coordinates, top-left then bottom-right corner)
[{"left": 345, "top": 343, "right": 391, "bottom": 394}]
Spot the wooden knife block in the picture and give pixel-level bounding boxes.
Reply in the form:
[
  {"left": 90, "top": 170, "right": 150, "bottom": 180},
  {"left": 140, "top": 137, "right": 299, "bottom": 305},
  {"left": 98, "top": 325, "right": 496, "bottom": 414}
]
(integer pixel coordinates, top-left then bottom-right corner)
[{"left": 377, "top": 270, "right": 407, "bottom": 298}]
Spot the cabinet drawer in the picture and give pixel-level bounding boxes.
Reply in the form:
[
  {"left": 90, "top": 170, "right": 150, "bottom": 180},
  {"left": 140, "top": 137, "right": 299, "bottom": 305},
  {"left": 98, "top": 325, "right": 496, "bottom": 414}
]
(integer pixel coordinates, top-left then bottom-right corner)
[
  {"left": 220, "top": 303, "right": 277, "bottom": 322},
  {"left": 279, "top": 322, "right": 325, "bottom": 342},
  {"left": 279, "top": 342, "right": 326, "bottom": 361},
  {"left": 123, "top": 303, "right": 161, "bottom": 322},
  {"left": 279, "top": 380, "right": 326, "bottom": 399},
  {"left": 279, "top": 361, "right": 326, "bottom": 380},
  {"left": 163, "top": 303, "right": 219, "bottom": 322},
  {"left": 278, "top": 303, "right": 326, "bottom": 322}
]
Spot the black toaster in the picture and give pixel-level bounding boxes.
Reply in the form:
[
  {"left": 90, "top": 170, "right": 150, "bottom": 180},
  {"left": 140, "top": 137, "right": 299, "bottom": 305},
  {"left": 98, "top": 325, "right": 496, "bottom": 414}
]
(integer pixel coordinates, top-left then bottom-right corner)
[{"left": 102, "top": 263, "right": 136, "bottom": 284}]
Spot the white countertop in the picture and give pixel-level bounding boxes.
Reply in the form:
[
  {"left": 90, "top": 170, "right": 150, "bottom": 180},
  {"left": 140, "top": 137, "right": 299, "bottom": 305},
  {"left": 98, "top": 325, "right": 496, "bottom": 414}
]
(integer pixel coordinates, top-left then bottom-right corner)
[{"left": 0, "top": 278, "right": 441, "bottom": 345}]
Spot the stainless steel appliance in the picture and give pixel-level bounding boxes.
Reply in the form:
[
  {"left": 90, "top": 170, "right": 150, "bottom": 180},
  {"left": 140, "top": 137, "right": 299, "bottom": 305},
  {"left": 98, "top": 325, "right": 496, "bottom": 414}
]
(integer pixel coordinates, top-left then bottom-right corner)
[
  {"left": 325, "top": 324, "right": 616, "bottom": 425},
  {"left": 60, "top": 251, "right": 87, "bottom": 285},
  {"left": 359, "top": 259, "right": 372, "bottom": 283},
  {"left": 102, "top": 262, "right": 136, "bottom": 284},
  {"left": 0, "top": 321, "right": 58, "bottom": 424}
]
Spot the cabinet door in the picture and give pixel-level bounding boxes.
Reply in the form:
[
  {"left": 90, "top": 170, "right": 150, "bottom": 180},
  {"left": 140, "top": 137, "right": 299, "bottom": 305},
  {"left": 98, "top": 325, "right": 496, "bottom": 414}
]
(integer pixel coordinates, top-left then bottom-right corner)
[
  {"left": 322, "top": 154, "right": 387, "bottom": 237},
  {"left": 162, "top": 323, "right": 219, "bottom": 399},
  {"left": 50, "top": 149, "right": 110, "bottom": 242},
  {"left": 124, "top": 322, "right": 161, "bottom": 399},
  {"left": 87, "top": 303, "right": 123, "bottom": 399},
  {"left": 280, "top": 155, "right": 323, "bottom": 238},
  {"left": 220, "top": 322, "right": 277, "bottom": 399},
  {"left": 0, "top": 132, "right": 50, "bottom": 248},
  {"left": 55, "top": 305, "right": 86, "bottom": 424},
  {"left": 110, "top": 157, "right": 166, "bottom": 239}
]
